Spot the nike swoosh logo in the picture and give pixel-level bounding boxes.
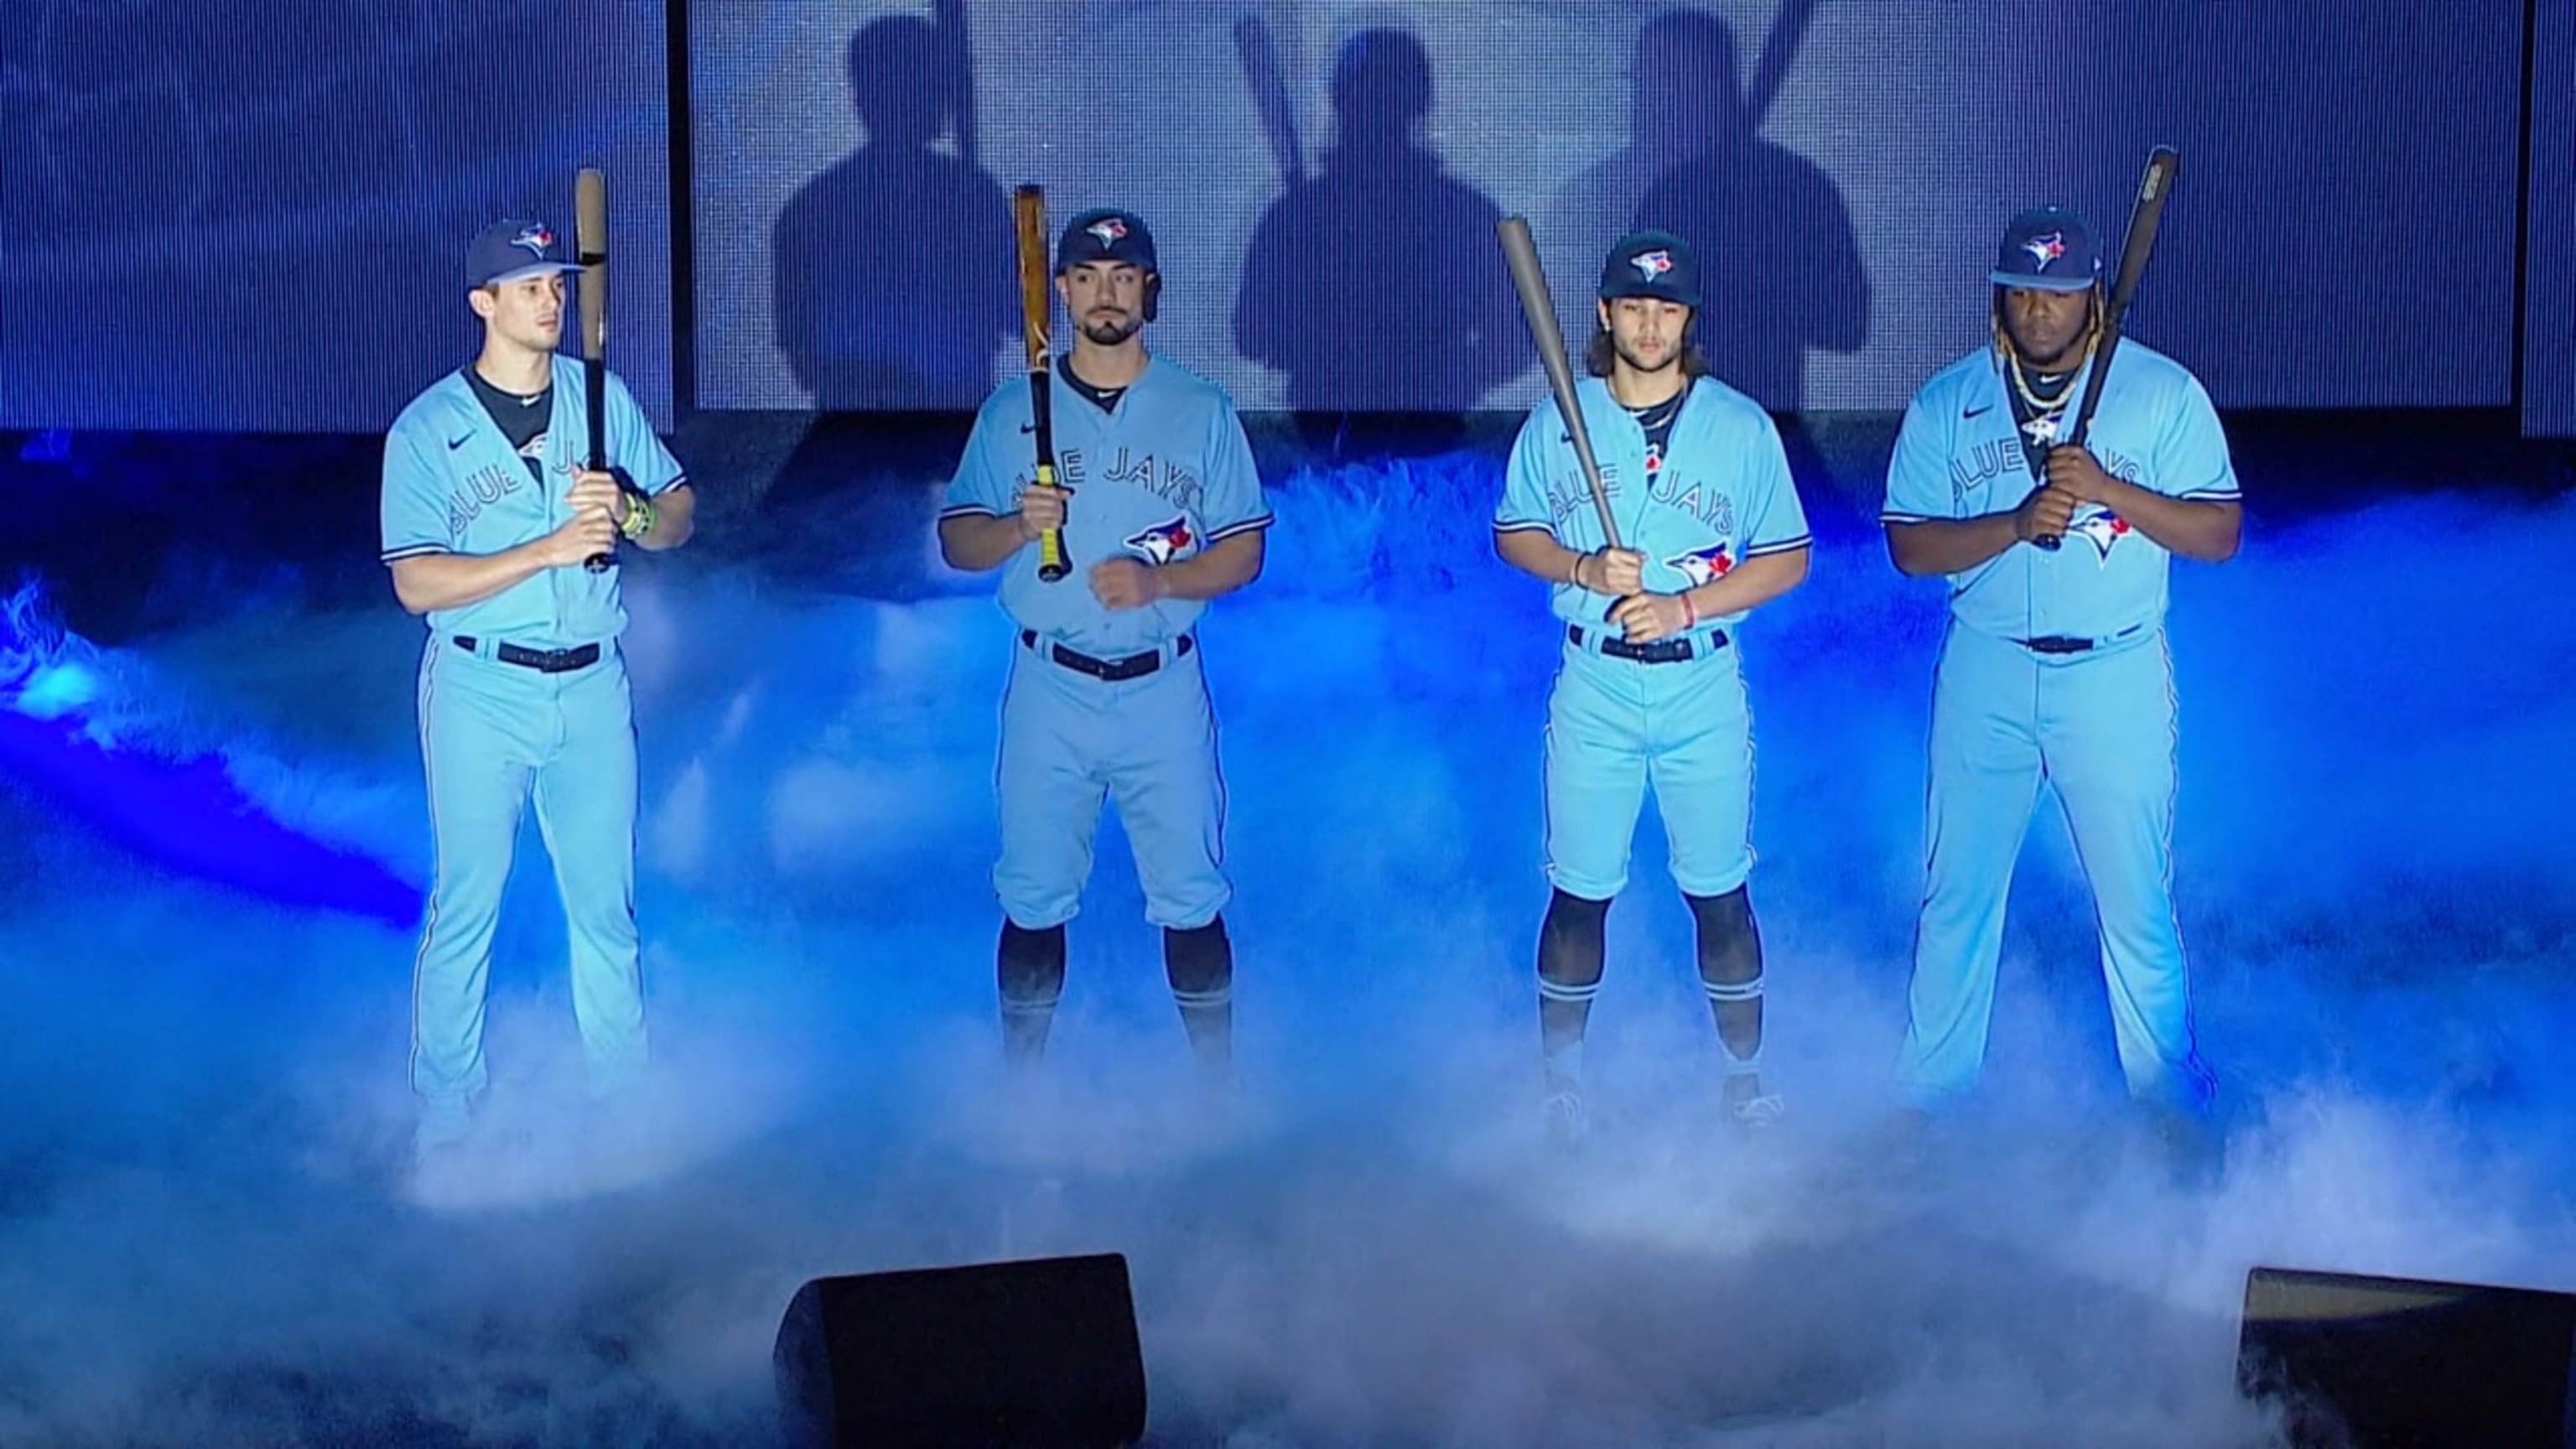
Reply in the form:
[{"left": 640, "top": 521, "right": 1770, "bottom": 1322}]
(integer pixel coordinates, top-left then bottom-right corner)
[
  {"left": 1962, "top": 403, "right": 1994, "bottom": 418},
  {"left": 447, "top": 432, "right": 471, "bottom": 449},
  {"left": 1020, "top": 423, "right": 1037, "bottom": 434}
]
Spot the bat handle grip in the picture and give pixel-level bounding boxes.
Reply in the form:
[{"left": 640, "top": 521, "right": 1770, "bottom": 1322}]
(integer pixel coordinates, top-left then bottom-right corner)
[
  {"left": 584, "top": 451, "right": 616, "bottom": 573},
  {"left": 1031, "top": 463, "right": 1069, "bottom": 584}
]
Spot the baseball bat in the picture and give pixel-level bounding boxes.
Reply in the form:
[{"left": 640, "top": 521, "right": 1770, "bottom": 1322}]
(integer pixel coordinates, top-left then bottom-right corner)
[
  {"left": 1496, "top": 216, "right": 1619, "bottom": 552},
  {"left": 575, "top": 166, "right": 614, "bottom": 573},
  {"left": 2034, "top": 144, "right": 2179, "bottom": 551},
  {"left": 1013, "top": 184, "right": 1070, "bottom": 583},
  {"left": 1233, "top": 13, "right": 1304, "bottom": 184}
]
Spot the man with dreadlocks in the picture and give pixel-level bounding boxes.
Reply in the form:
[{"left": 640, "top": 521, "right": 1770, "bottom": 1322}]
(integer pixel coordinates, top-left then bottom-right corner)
[{"left": 1877, "top": 205, "right": 2242, "bottom": 1137}]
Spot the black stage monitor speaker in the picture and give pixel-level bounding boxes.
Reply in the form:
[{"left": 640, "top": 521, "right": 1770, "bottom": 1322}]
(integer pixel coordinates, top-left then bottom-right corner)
[
  {"left": 2237, "top": 1265, "right": 2576, "bottom": 1447},
  {"left": 775, "top": 1251, "right": 1148, "bottom": 1449}
]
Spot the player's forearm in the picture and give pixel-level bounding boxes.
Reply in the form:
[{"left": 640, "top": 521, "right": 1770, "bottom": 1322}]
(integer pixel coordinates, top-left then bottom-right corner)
[
  {"left": 628, "top": 484, "right": 695, "bottom": 551},
  {"left": 2096, "top": 482, "right": 2240, "bottom": 563},
  {"left": 1682, "top": 547, "right": 1807, "bottom": 618},
  {"left": 1493, "top": 527, "right": 1587, "bottom": 587},
  {"left": 389, "top": 543, "right": 556, "bottom": 615},
  {"left": 938, "top": 512, "right": 1031, "bottom": 572},
  {"left": 1885, "top": 514, "right": 2018, "bottom": 577},
  {"left": 1155, "top": 532, "right": 1263, "bottom": 600}
]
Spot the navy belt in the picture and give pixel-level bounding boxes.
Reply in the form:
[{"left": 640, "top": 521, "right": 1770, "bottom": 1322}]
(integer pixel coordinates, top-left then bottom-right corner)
[
  {"left": 2012, "top": 623, "right": 2144, "bottom": 655},
  {"left": 454, "top": 635, "right": 601, "bottom": 673},
  {"left": 1567, "top": 622, "right": 1729, "bottom": 664},
  {"left": 1021, "top": 630, "right": 1191, "bottom": 682}
]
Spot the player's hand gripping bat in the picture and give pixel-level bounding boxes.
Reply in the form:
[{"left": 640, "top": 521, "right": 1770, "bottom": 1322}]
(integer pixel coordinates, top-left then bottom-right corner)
[
  {"left": 1497, "top": 216, "right": 1628, "bottom": 619},
  {"left": 2034, "top": 146, "right": 2179, "bottom": 551},
  {"left": 1013, "top": 184, "right": 1070, "bottom": 583},
  {"left": 576, "top": 166, "right": 615, "bottom": 573}
]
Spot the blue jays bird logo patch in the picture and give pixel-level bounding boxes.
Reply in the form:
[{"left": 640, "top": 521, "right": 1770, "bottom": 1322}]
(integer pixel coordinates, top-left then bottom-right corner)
[
  {"left": 1665, "top": 543, "right": 1735, "bottom": 587},
  {"left": 1086, "top": 216, "right": 1129, "bottom": 247},
  {"left": 2021, "top": 231, "right": 2066, "bottom": 267},
  {"left": 1124, "top": 516, "right": 1196, "bottom": 564},
  {"left": 512, "top": 223, "right": 556, "bottom": 254},
  {"left": 1631, "top": 249, "right": 1673, "bottom": 282},
  {"left": 2066, "top": 504, "right": 2132, "bottom": 562}
]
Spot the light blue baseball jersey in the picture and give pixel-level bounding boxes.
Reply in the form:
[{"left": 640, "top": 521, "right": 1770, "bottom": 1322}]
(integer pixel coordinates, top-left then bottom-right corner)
[
  {"left": 1881, "top": 340, "right": 2239, "bottom": 643},
  {"left": 1493, "top": 376, "right": 1810, "bottom": 626},
  {"left": 943, "top": 356, "right": 1271, "bottom": 656},
  {"left": 380, "top": 356, "right": 687, "bottom": 648}
]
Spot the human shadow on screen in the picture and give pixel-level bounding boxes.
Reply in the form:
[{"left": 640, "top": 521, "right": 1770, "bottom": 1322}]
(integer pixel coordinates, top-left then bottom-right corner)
[
  {"left": 1564, "top": 6, "right": 1864, "bottom": 418},
  {"left": 771, "top": 12, "right": 1012, "bottom": 411},
  {"left": 1233, "top": 27, "right": 1520, "bottom": 439}
]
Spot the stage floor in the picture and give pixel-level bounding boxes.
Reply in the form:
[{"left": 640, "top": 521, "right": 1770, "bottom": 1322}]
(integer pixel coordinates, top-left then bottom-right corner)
[{"left": 0, "top": 415, "right": 2570, "bottom": 1446}]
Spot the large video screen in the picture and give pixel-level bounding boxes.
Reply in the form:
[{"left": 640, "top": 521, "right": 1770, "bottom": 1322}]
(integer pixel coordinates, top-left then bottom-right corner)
[
  {"left": 691, "top": 0, "right": 2526, "bottom": 415},
  {"left": 0, "top": 0, "right": 675, "bottom": 433},
  {"left": 2527, "top": 0, "right": 2573, "bottom": 438}
]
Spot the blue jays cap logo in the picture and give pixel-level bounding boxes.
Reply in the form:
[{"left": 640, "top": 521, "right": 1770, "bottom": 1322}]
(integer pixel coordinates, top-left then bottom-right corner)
[
  {"left": 512, "top": 223, "right": 556, "bottom": 255},
  {"left": 2067, "top": 504, "right": 2132, "bottom": 562},
  {"left": 1631, "top": 249, "right": 1674, "bottom": 282},
  {"left": 2021, "top": 231, "right": 2067, "bottom": 268},
  {"left": 1665, "top": 543, "right": 1735, "bottom": 587},
  {"left": 1124, "top": 515, "right": 1195, "bottom": 565},
  {"left": 1086, "top": 216, "right": 1129, "bottom": 247}
]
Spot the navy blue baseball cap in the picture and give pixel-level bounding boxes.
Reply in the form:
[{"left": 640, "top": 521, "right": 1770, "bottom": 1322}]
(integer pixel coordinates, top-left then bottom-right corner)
[
  {"left": 1056, "top": 208, "right": 1157, "bottom": 274},
  {"left": 1989, "top": 205, "right": 2100, "bottom": 292},
  {"left": 1600, "top": 230, "right": 1701, "bottom": 309},
  {"left": 466, "top": 217, "right": 580, "bottom": 289}
]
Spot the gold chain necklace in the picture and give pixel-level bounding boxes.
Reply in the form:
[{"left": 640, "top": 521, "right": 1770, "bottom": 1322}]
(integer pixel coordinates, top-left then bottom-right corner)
[{"left": 2004, "top": 346, "right": 2081, "bottom": 413}]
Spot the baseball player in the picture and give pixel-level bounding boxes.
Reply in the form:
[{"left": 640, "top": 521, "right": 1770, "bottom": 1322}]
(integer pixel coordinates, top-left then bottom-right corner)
[
  {"left": 380, "top": 217, "right": 695, "bottom": 1160},
  {"left": 1493, "top": 231, "right": 1813, "bottom": 1142},
  {"left": 1880, "top": 205, "right": 2241, "bottom": 1127},
  {"left": 938, "top": 208, "right": 1271, "bottom": 1080}
]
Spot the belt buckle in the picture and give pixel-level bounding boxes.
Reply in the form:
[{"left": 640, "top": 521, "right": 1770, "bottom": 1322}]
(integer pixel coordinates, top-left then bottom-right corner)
[
  {"left": 1032, "top": 631, "right": 1185, "bottom": 682},
  {"left": 1588, "top": 626, "right": 1692, "bottom": 664}
]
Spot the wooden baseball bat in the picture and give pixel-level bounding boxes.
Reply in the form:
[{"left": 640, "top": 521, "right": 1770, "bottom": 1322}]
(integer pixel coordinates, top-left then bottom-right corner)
[{"left": 1013, "top": 184, "right": 1069, "bottom": 583}]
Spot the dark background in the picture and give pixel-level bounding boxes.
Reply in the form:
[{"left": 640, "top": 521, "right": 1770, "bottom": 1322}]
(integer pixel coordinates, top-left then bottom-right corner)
[{"left": 0, "top": 1, "right": 2566, "bottom": 433}]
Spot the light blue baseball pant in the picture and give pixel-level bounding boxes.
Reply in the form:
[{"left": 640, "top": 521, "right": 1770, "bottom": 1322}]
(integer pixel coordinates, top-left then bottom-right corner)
[
  {"left": 410, "top": 636, "right": 646, "bottom": 1106},
  {"left": 1893, "top": 623, "right": 2215, "bottom": 1113},
  {"left": 993, "top": 634, "right": 1229, "bottom": 931},
  {"left": 1543, "top": 627, "right": 1755, "bottom": 901}
]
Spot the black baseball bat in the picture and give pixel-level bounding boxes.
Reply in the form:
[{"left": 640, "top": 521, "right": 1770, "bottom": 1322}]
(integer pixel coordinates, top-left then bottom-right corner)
[
  {"left": 1014, "top": 184, "right": 1069, "bottom": 583},
  {"left": 2035, "top": 146, "right": 2179, "bottom": 550},
  {"left": 576, "top": 166, "right": 614, "bottom": 572},
  {"left": 1497, "top": 216, "right": 1618, "bottom": 549}
]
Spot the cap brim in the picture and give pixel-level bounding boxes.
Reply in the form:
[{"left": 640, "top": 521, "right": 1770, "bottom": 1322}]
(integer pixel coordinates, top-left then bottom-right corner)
[
  {"left": 1988, "top": 269, "right": 2095, "bottom": 292},
  {"left": 479, "top": 261, "right": 583, "bottom": 286},
  {"left": 1600, "top": 286, "right": 1701, "bottom": 307}
]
